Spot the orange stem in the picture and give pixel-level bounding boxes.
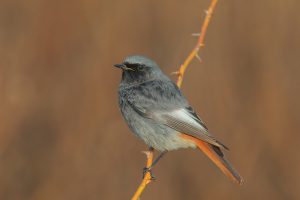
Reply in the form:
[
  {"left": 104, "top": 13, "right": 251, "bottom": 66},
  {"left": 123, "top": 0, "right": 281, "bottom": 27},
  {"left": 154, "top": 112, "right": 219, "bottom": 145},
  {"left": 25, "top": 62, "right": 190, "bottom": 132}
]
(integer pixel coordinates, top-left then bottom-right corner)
[
  {"left": 131, "top": 149, "right": 154, "bottom": 200},
  {"left": 177, "top": 0, "right": 218, "bottom": 88}
]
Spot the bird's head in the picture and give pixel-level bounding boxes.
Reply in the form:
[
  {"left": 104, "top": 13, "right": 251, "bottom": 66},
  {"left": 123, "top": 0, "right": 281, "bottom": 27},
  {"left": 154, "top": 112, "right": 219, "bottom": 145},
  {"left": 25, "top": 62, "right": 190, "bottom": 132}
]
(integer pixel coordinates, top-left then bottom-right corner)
[{"left": 114, "top": 55, "right": 163, "bottom": 85}]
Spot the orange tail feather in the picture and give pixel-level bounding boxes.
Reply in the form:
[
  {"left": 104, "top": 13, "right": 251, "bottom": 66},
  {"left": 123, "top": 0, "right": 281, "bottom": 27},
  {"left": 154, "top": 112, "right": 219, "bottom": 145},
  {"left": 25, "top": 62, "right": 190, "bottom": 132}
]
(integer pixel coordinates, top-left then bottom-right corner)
[{"left": 180, "top": 134, "right": 243, "bottom": 185}]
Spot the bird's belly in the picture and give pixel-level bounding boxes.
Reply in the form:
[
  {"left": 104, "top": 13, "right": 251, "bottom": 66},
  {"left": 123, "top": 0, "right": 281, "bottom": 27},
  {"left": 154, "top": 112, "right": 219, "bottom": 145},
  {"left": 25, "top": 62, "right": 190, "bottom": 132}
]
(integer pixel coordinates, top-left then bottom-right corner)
[{"left": 121, "top": 105, "right": 196, "bottom": 151}]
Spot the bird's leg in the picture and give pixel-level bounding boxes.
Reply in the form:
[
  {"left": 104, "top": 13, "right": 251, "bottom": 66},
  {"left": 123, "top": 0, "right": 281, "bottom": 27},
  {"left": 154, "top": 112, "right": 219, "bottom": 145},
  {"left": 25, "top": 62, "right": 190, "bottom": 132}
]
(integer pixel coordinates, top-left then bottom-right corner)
[
  {"left": 143, "top": 149, "right": 168, "bottom": 180},
  {"left": 148, "top": 150, "right": 168, "bottom": 170}
]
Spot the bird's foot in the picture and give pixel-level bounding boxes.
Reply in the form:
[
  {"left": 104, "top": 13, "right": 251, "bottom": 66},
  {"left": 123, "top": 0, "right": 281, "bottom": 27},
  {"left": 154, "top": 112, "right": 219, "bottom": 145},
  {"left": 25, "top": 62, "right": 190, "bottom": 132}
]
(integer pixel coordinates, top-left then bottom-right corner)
[{"left": 142, "top": 167, "right": 156, "bottom": 180}]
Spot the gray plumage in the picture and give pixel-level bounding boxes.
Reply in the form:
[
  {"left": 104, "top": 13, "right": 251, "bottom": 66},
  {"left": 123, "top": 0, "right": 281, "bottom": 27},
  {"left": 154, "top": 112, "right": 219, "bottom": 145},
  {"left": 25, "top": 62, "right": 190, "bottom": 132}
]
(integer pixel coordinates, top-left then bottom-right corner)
[{"left": 116, "top": 55, "right": 226, "bottom": 151}]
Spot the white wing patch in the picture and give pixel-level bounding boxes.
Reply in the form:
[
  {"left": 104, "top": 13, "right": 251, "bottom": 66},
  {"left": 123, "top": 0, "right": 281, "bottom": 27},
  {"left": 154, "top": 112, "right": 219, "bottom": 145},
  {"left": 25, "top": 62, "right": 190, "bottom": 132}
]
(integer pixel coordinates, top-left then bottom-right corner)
[
  {"left": 168, "top": 109, "right": 209, "bottom": 134},
  {"left": 154, "top": 108, "right": 227, "bottom": 149}
]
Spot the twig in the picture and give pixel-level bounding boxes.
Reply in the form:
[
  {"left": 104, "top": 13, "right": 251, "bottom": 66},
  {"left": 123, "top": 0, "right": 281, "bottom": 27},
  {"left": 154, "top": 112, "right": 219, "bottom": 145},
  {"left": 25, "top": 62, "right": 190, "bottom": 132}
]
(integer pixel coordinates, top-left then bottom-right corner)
[
  {"left": 131, "top": 1, "right": 219, "bottom": 199},
  {"left": 176, "top": 0, "right": 218, "bottom": 88},
  {"left": 131, "top": 149, "right": 154, "bottom": 200}
]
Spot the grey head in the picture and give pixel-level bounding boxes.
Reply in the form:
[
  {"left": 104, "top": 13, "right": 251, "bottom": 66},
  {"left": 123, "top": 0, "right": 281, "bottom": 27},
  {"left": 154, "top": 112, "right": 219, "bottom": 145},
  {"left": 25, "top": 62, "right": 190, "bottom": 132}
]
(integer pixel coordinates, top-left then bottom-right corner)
[{"left": 114, "top": 55, "right": 164, "bottom": 85}]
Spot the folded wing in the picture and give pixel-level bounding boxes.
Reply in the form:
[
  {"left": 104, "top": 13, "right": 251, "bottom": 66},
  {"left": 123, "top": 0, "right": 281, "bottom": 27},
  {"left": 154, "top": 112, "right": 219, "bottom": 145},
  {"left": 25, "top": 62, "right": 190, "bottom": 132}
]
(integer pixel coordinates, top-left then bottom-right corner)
[
  {"left": 155, "top": 107, "right": 228, "bottom": 149},
  {"left": 128, "top": 98, "right": 228, "bottom": 150}
]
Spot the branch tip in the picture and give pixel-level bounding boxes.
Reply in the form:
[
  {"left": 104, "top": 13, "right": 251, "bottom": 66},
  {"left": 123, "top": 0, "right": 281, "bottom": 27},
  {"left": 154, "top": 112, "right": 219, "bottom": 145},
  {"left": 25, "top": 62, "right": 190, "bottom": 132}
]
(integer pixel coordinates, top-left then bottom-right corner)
[
  {"left": 141, "top": 151, "right": 152, "bottom": 159},
  {"left": 176, "top": 0, "right": 218, "bottom": 87}
]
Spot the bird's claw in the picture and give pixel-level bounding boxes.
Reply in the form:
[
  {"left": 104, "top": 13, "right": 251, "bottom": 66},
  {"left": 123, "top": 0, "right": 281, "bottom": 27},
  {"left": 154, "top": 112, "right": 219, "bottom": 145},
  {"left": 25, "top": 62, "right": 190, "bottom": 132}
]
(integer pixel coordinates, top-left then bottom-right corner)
[{"left": 142, "top": 167, "right": 156, "bottom": 180}]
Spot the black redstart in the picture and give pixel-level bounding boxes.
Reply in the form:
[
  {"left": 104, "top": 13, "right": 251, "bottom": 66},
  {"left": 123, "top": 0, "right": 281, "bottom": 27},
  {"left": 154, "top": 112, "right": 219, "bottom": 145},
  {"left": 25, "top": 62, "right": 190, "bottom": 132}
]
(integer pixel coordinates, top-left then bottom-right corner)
[{"left": 114, "top": 55, "right": 243, "bottom": 184}]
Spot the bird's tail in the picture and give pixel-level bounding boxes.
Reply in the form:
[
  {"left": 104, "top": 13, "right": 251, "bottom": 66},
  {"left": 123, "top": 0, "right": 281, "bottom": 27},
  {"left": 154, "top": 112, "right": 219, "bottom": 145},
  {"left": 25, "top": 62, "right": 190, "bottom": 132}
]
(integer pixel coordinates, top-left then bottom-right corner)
[{"left": 180, "top": 134, "right": 243, "bottom": 185}]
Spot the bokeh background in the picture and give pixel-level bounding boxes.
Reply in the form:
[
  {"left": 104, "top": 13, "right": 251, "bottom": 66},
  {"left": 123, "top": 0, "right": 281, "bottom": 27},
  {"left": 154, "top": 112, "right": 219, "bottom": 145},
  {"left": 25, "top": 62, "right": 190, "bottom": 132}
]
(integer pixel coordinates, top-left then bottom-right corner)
[{"left": 1, "top": 0, "right": 299, "bottom": 199}]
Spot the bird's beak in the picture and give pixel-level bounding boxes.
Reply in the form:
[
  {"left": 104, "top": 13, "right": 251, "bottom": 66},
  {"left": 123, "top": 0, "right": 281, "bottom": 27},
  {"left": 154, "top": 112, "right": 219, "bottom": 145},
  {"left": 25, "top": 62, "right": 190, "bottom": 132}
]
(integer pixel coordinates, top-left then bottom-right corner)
[{"left": 114, "top": 63, "right": 126, "bottom": 69}]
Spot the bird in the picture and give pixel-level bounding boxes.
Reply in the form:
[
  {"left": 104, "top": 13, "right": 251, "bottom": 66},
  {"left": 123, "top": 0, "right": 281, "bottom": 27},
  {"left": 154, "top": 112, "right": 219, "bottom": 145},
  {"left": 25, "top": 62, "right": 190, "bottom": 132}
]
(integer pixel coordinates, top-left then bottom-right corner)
[{"left": 114, "top": 55, "right": 243, "bottom": 185}]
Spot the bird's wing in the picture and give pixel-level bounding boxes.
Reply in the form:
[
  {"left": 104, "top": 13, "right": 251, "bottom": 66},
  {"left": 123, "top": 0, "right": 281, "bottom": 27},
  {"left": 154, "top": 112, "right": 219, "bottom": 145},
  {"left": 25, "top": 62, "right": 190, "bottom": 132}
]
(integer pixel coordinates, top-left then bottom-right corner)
[
  {"left": 153, "top": 107, "right": 228, "bottom": 149},
  {"left": 126, "top": 79, "right": 228, "bottom": 149}
]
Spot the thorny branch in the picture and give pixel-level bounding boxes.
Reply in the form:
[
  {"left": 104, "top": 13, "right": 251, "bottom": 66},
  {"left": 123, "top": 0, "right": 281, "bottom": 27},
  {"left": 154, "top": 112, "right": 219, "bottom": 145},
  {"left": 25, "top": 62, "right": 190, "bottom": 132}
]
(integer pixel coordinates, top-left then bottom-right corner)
[{"left": 175, "top": 0, "right": 219, "bottom": 87}]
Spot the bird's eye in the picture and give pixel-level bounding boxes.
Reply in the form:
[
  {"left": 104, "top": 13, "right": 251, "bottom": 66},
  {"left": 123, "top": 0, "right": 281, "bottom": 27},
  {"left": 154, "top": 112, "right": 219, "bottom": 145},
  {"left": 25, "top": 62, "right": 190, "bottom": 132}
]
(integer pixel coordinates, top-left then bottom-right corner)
[
  {"left": 137, "top": 65, "right": 143, "bottom": 70},
  {"left": 124, "top": 63, "right": 145, "bottom": 71},
  {"left": 137, "top": 64, "right": 146, "bottom": 71}
]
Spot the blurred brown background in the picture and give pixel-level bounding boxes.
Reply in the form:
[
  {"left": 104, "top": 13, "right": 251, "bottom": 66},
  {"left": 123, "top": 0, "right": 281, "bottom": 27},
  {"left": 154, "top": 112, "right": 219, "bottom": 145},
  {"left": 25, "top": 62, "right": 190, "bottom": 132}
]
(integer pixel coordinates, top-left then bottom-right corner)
[{"left": 0, "top": 0, "right": 299, "bottom": 199}]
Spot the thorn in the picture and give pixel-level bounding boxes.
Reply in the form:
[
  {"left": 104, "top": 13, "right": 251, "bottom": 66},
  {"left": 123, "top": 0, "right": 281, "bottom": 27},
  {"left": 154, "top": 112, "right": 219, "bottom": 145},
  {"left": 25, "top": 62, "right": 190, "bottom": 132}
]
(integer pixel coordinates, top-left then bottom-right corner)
[
  {"left": 195, "top": 53, "right": 202, "bottom": 62},
  {"left": 171, "top": 71, "right": 180, "bottom": 76},
  {"left": 192, "top": 33, "right": 201, "bottom": 37},
  {"left": 204, "top": 10, "right": 209, "bottom": 15}
]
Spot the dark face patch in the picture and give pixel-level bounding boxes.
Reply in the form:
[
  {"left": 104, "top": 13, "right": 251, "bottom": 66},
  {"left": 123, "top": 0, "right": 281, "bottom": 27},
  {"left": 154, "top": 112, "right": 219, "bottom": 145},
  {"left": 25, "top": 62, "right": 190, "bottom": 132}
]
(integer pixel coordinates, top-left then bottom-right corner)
[
  {"left": 121, "top": 62, "right": 157, "bottom": 85},
  {"left": 123, "top": 62, "right": 149, "bottom": 71}
]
